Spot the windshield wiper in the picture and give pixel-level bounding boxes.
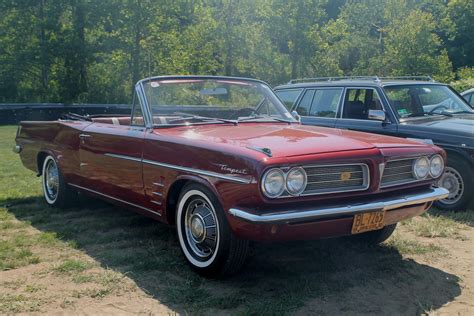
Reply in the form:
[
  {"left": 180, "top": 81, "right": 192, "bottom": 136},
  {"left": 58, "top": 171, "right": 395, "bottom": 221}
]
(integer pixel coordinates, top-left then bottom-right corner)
[
  {"left": 451, "top": 110, "right": 474, "bottom": 114},
  {"left": 425, "top": 112, "right": 453, "bottom": 117},
  {"left": 237, "top": 115, "right": 293, "bottom": 124},
  {"left": 168, "top": 114, "right": 238, "bottom": 125},
  {"left": 60, "top": 112, "right": 92, "bottom": 121}
]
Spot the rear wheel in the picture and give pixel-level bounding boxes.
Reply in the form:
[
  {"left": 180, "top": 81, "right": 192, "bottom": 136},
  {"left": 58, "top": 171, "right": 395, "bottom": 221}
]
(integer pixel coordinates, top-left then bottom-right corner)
[
  {"left": 435, "top": 157, "right": 472, "bottom": 211},
  {"left": 42, "top": 155, "right": 75, "bottom": 208},
  {"left": 176, "top": 183, "right": 249, "bottom": 277},
  {"left": 353, "top": 224, "right": 397, "bottom": 245}
]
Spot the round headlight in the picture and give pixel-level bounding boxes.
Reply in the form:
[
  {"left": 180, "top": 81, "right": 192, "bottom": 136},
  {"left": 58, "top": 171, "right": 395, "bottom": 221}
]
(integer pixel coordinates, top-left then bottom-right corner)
[
  {"left": 429, "top": 155, "right": 444, "bottom": 178},
  {"left": 413, "top": 157, "right": 430, "bottom": 179},
  {"left": 262, "top": 168, "right": 285, "bottom": 198},
  {"left": 286, "top": 167, "right": 307, "bottom": 195}
]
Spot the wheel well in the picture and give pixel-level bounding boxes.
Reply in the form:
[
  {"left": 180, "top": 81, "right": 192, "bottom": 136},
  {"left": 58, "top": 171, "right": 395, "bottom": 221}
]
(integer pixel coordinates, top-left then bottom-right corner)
[
  {"left": 444, "top": 149, "right": 470, "bottom": 166},
  {"left": 444, "top": 149, "right": 473, "bottom": 184},
  {"left": 166, "top": 179, "right": 189, "bottom": 225},
  {"left": 37, "top": 152, "right": 49, "bottom": 175}
]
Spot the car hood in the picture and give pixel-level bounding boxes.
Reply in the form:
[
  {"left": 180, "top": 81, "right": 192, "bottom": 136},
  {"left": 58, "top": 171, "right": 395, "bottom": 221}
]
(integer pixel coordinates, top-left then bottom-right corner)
[
  {"left": 400, "top": 114, "right": 474, "bottom": 135},
  {"left": 156, "top": 123, "right": 426, "bottom": 158}
]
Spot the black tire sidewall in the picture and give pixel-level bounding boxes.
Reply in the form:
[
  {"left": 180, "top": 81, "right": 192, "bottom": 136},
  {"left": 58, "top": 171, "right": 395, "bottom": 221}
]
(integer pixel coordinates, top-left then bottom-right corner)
[{"left": 353, "top": 223, "right": 397, "bottom": 245}]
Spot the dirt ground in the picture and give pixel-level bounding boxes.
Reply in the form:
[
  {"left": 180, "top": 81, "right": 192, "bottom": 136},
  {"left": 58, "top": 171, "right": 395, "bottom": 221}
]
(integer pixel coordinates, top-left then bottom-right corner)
[{"left": 1, "top": 202, "right": 473, "bottom": 315}]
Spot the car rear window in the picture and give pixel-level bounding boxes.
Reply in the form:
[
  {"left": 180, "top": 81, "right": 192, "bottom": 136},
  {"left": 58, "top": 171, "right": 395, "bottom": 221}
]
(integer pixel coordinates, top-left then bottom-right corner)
[{"left": 309, "top": 88, "right": 343, "bottom": 118}]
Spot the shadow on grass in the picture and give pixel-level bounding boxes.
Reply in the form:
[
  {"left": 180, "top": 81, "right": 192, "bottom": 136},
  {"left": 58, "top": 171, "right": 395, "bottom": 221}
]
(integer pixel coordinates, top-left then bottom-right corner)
[{"left": 3, "top": 196, "right": 462, "bottom": 314}]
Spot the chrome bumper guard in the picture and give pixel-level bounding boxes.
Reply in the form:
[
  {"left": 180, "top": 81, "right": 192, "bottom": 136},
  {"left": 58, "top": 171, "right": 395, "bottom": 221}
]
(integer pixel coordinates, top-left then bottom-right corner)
[{"left": 229, "top": 187, "right": 449, "bottom": 224}]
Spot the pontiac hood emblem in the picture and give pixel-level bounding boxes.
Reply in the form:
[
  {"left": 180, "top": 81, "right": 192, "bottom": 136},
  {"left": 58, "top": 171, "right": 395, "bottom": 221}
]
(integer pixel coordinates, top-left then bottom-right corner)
[{"left": 340, "top": 171, "right": 352, "bottom": 181}]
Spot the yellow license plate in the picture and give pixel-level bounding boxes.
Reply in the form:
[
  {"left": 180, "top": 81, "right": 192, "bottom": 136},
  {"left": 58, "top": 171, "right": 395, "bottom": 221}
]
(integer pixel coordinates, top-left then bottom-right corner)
[{"left": 351, "top": 211, "right": 385, "bottom": 234}]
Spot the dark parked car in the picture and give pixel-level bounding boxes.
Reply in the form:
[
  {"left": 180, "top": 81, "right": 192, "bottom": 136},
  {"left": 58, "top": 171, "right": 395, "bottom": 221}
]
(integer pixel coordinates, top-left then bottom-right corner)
[
  {"left": 275, "top": 76, "right": 474, "bottom": 211},
  {"left": 461, "top": 88, "right": 474, "bottom": 107}
]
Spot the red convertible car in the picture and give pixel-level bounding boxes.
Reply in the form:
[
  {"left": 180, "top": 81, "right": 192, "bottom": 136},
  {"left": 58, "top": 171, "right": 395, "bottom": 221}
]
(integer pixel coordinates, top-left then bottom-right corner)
[{"left": 14, "top": 76, "right": 449, "bottom": 277}]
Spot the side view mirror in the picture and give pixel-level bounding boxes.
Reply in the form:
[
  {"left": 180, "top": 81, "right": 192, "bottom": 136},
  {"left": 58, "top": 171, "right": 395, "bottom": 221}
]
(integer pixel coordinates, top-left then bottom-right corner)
[
  {"left": 368, "top": 110, "right": 386, "bottom": 122},
  {"left": 291, "top": 110, "right": 301, "bottom": 122}
]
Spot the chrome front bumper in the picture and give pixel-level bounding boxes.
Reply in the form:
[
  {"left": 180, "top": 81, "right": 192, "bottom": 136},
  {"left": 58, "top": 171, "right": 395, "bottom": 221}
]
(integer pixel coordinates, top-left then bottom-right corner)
[{"left": 229, "top": 187, "right": 449, "bottom": 224}]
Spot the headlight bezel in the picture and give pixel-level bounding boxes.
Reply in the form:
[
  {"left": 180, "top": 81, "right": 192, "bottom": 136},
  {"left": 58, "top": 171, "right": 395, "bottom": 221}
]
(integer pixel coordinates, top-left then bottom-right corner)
[
  {"left": 261, "top": 168, "right": 286, "bottom": 198},
  {"left": 286, "top": 167, "right": 308, "bottom": 196},
  {"left": 429, "top": 154, "right": 444, "bottom": 178},
  {"left": 412, "top": 156, "right": 430, "bottom": 180},
  {"left": 261, "top": 167, "right": 308, "bottom": 198}
]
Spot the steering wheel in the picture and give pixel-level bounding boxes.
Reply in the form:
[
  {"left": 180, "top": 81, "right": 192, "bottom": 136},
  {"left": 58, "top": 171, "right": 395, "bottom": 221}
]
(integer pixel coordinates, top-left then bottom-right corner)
[
  {"left": 429, "top": 105, "right": 448, "bottom": 114},
  {"left": 228, "top": 107, "right": 257, "bottom": 119}
]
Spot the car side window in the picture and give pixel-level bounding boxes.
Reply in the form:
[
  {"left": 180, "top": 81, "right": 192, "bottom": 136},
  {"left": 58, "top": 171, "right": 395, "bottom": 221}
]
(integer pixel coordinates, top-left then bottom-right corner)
[
  {"left": 466, "top": 93, "right": 473, "bottom": 106},
  {"left": 342, "top": 88, "right": 383, "bottom": 120},
  {"left": 275, "top": 89, "right": 303, "bottom": 110},
  {"left": 296, "top": 89, "right": 315, "bottom": 116},
  {"left": 309, "top": 88, "right": 343, "bottom": 118},
  {"left": 131, "top": 91, "right": 145, "bottom": 127}
]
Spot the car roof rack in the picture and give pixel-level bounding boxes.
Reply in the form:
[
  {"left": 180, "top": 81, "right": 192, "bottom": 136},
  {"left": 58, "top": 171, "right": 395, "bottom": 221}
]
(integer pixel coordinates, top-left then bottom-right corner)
[
  {"left": 379, "top": 76, "right": 435, "bottom": 82},
  {"left": 287, "top": 75, "right": 435, "bottom": 84}
]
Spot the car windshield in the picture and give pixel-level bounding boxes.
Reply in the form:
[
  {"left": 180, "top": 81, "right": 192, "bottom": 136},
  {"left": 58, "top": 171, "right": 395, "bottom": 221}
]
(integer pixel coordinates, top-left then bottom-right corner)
[
  {"left": 383, "top": 84, "right": 473, "bottom": 119},
  {"left": 142, "top": 78, "right": 295, "bottom": 126}
]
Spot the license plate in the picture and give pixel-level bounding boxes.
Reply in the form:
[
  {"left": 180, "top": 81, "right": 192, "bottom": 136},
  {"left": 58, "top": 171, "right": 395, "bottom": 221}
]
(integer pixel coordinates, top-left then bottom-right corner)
[{"left": 351, "top": 211, "right": 385, "bottom": 234}]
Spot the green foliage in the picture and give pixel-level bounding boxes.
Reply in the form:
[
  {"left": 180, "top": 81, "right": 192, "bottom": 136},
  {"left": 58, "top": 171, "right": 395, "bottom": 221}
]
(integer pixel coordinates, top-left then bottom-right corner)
[
  {"left": 0, "top": 0, "right": 472, "bottom": 103},
  {"left": 450, "top": 67, "right": 474, "bottom": 92}
]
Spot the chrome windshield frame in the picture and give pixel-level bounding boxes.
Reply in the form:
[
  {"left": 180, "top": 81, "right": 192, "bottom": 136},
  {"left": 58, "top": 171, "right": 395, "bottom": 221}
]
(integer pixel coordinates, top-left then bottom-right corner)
[{"left": 134, "top": 75, "right": 296, "bottom": 127}]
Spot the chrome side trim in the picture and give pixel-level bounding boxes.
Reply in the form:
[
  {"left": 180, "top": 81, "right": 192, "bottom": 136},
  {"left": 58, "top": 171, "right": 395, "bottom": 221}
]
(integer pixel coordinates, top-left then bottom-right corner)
[
  {"left": 68, "top": 183, "right": 161, "bottom": 216},
  {"left": 104, "top": 153, "right": 142, "bottom": 162},
  {"left": 229, "top": 187, "right": 449, "bottom": 224},
  {"left": 142, "top": 159, "right": 252, "bottom": 184},
  {"left": 104, "top": 152, "right": 251, "bottom": 184}
]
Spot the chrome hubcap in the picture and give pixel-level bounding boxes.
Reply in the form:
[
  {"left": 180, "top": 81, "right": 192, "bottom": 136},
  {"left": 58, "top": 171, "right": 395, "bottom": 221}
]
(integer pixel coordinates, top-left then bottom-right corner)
[
  {"left": 184, "top": 198, "right": 218, "bottom": 259},
  {"left": 190, "top": 214, "right": 206, "bottom": 242},
  {"left": 438, "top": 167, "right": 464, "bottom": 205},
  {"left": 45, "top": 160, "right": 59, "bottom": 200}
]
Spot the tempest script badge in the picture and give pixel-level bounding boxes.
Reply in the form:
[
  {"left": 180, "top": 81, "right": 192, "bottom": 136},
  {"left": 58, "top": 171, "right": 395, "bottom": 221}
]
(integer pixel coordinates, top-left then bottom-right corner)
[
  {"left": 340, "top": 172, "right": 352, "bottom": 181},
  {"left": 214, "top": 164, "right": 248, "bottom": 175}
]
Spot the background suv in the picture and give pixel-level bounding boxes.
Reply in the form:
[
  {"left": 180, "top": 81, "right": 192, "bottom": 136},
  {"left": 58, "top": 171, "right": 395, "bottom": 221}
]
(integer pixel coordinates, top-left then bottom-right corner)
[{"left": 275, "top": 76, "right": 474, "bottom": 211}]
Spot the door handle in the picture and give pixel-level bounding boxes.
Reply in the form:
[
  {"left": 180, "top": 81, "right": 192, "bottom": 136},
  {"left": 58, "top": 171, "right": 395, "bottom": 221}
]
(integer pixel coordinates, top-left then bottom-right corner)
[{"left": 79, "top": 134, "right": 91, "bottom": 139}]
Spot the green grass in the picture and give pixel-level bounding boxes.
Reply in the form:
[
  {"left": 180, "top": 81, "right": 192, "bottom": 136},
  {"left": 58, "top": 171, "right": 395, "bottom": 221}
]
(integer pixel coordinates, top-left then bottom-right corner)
[
  {"left": 0, "top": 124, "right": 471, "bottom": 314},
  {"left": 386, "top": 232, "right": 446, "bottom": 255},
  {"left": 52, "top": 259, "right": 94, "bottom": 274},
  {"left": 402, "top": 213, "right": 462, "bottom": 239}
]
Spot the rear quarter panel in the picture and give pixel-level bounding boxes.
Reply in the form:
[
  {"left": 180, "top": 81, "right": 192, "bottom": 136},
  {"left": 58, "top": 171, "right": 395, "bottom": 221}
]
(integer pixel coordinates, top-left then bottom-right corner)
[{"left": 16, "top": 121, "right": 90, "bottom": 183}]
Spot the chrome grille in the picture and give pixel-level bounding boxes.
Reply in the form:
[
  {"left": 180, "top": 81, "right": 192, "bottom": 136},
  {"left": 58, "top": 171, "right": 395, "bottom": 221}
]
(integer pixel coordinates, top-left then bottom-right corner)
[
  {"left": 381, "top": 158, "right": 416, "bottom": 188},
  {"left": 301, "top": 164, "right": 369, "bottom": 195}
]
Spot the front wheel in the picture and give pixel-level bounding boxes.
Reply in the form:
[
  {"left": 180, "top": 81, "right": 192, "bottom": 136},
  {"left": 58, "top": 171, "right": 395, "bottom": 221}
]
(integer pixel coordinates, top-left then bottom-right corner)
[
  {"left": 176, "top": 183, "right": 249, "bottom": 277},
  {"left": 353, "top": 223, "right": 397, "bottom": 245},
  {"left": 435, "top": 157, "right": 472, "bottom": 211}
]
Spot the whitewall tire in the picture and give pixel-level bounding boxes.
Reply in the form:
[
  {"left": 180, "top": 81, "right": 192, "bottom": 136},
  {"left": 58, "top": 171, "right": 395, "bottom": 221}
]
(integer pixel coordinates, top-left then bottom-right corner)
[{"left": 176, "top": 183, "right": 249, "bottom": 277}]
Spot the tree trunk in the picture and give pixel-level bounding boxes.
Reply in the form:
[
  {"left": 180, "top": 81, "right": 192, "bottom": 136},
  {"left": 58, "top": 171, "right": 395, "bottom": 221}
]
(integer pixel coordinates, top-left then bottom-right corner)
[
  {"left": 39, "top": 0, "right": 49, "bottom": 99},
  {"left": 224, "top": 0, "right": 234, "bottom": 76},
  {"left": 73, "top": 0, "right": 87, "bottom": 95}
]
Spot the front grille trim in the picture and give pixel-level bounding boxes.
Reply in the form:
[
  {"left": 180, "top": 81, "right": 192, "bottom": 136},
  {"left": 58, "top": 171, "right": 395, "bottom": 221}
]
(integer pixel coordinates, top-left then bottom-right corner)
[
  {"left": 380, "top": 157, "right": 418, "bottom": 188},
  {"left": 297, "top": 163, "right": 370, "bottom": 197}
]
